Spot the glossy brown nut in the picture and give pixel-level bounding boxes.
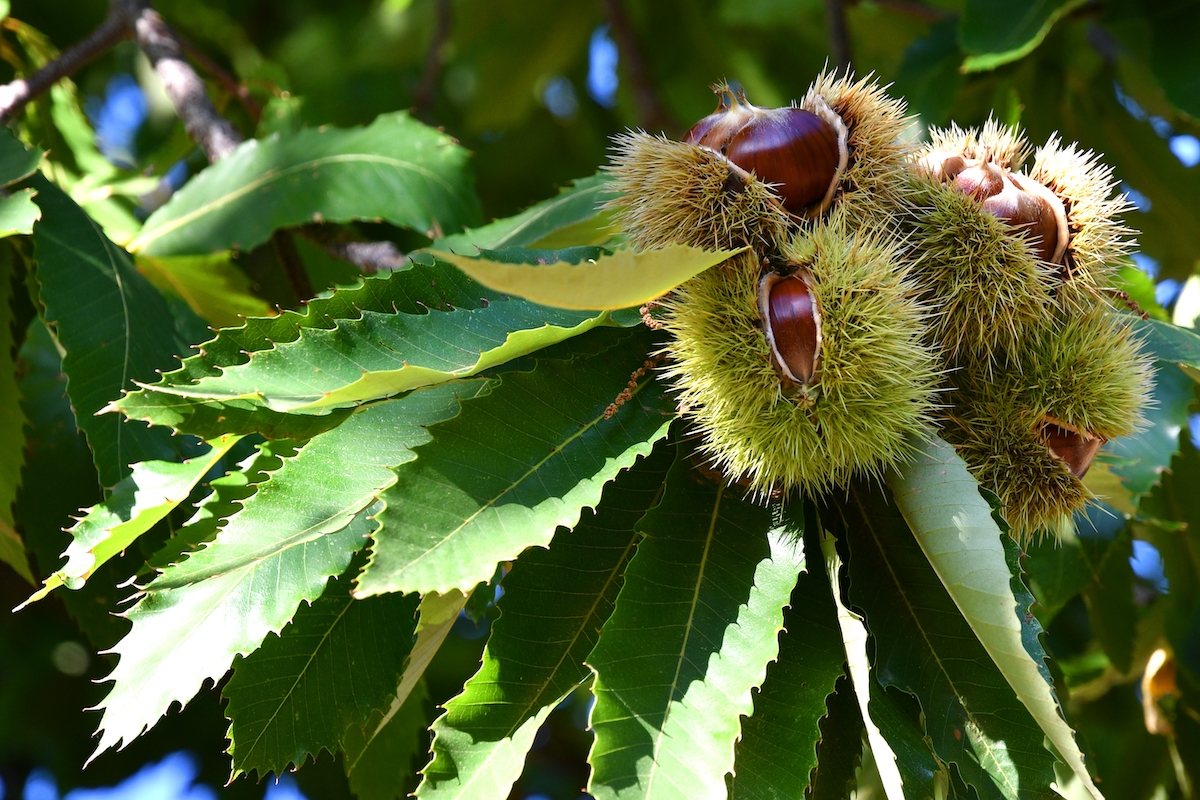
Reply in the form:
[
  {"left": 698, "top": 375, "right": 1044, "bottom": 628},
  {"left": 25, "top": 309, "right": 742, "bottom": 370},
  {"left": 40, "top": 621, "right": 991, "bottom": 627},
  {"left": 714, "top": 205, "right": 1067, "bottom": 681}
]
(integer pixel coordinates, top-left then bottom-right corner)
[
  {"left": 1040, "top": 416, "right": 1105, "bottom": 479},
  {"left": 726, "top": 109, "right": 841, "bottom": 213},
  {"left": 684, "top": 88, "right": 754, "bottom": 152},
  {"left": 759, "top": 270, "right": 821, "bottom": 386}
]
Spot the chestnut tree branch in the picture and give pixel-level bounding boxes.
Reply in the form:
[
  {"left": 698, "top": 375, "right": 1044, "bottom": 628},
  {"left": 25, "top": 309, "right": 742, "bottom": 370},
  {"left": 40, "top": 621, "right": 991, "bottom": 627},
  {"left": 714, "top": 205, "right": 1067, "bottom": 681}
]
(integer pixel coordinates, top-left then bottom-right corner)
[
  {"left": 0, "top": 6, "right": 131, "bottom": 125},
  {"left": 412, "top": 0, "right": 453, "bottom": 121},
  {"left": 600, "top": 0, "right": 675, "bottom": 134},
  {"left": 824, "top": 0, "right": 853, "bottom": 75}
]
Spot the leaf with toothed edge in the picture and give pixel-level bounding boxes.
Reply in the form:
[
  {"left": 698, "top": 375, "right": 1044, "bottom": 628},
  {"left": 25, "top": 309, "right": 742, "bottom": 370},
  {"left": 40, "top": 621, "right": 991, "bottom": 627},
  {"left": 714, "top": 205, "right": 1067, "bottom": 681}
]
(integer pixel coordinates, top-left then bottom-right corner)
[
  {"left": 886, "top": 432, "right": 1102, "bottom": 800},
  {"left": 90, "top": 380, "right": 488, "bottom": 759},
  {"left": 354, "top": 328, "right": 673, "bottom": 598},
  {"left": 0, "top": 247, "right": 32, "bottom": 583},
  {"left": 585, "top": 449, "right": 803, "bottom": 800},
  {"left": 223, "top": 570, "right": 420, "bottom": 779},
  {"left": 417, "top": 443, "right": 674, "bottom": 800},
  {"left": 129, "top": 112, "right": 481, "bottom": 257},
  {"left": 17, "top": 435, "right": 241, "bottom": 609},
  {"left": 32, "top": 176, "right": 207, "bottom": 487}
]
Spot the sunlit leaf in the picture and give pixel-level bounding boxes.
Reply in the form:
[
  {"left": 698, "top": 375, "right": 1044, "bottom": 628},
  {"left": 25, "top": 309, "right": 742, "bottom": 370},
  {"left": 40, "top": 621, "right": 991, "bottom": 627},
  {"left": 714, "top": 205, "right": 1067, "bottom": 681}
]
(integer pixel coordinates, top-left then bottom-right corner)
[
  {"left": 130, "top": 113, "right": 482, "bottom": 257},
  {"left": 0, "top": 189, "right": 40, "bottom": 237},
  {"left": 136, "top": 252, "right": 275, "bottom": 328},
  {"left": 436, "top": 244, "right": 742, "bottom": 311},
  {"left": 959, "top": 0, "right": 1087, "bottom": 71},
  {"left": 586, "top": 451, "right": 802, "bottom": 800},
  {"left": 418, "top": 445, "right": 672, "bottom": 799},
  {"left": 886, "top": 434, "right": 1102, "bottom": 799},
  {"left": 356, "top": 330, "right": 673, "bottom": 597}
]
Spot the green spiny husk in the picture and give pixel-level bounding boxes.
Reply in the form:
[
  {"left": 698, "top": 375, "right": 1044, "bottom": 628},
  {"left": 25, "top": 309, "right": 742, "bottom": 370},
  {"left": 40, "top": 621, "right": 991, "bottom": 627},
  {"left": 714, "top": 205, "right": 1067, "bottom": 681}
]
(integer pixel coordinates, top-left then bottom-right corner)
[
  {"left": 661, "top": 214, "right": 939, "bottom": 496},
  {"left": 803, "top": 70, "right": 917, "bottom": 228},
  {"left": 603, "top": 132, "right": 791, "bottom": 254},
  {"left": 940, "top": 308, "right": 1153, "bottom": 542}
]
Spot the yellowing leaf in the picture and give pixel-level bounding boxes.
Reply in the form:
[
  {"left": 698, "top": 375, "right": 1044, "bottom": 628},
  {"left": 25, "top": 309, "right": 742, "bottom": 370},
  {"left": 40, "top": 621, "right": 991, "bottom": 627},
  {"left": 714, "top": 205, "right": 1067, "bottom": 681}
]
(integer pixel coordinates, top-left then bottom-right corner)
[{"left": 434, "top": 244, "right": 744, "bottom": 311}]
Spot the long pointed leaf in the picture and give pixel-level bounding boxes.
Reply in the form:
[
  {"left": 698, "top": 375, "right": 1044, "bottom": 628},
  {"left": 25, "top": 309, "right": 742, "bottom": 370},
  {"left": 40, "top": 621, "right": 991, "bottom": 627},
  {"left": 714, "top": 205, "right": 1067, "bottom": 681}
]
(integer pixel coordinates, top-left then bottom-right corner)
[
  {"left": 355, "top": 330, "right": 673, "bottom": 597},
  {"left": 92, "top": 381, "right": 488, "bottom": 757},
  {"left": 129, "top": 112, "right": 481, "bottom": 257},
  {"left": 31, "top": 177, "right": 201, "bottom": 486},
  {"left": 886, "top": 434, "right": 1102, "bottom": 799},
  {"left": 729, "top": 516, "right": 846, "bottom": 799},
  {"left": 418, "top": 444, "right": 673, "bottom": 799},
  {"left": 839, "top": 483, "right": 1059, "bottom": 799},
  {"left": 585, "top": 453, "right": 803, "bottom": 800},
  {"left": 0, "top": 247, "right": 32, "bottom": 582},
  {"left": 18, "top": 435, "right": 240, "bottom": 607},
  {"left": 223, "top": 575, "right": 420, "bottom": 778}
]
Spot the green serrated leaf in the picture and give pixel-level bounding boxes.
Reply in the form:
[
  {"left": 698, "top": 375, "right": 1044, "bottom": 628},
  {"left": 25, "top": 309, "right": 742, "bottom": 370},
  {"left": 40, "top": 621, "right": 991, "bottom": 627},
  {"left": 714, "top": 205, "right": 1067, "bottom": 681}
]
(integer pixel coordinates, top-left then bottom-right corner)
[
  {"left": 818, "top": 528, "right": 908, "bottom": 800},
  {"left": 17, "top": 434, "right": 240, "bottom": 608},
  {"left": 1080, "top": 527, "right": 1136, "bottom": 674},
  {"left": 418, "top": 444, "right": 673, "bottom": 799},
  {"left": 343, "top": 681, "right": 431, "bottom": 800},
  {"left": 224, "top": 575, "right": 420, "bottom": 778},
  {"left": 1023, "top": 533, "right": 1093, "bottom": 625},
  {"left": 136, "top": 252, "right": 274, "bottom": 328},
  {"left": 1133, "top": 318, "right": 1200, "bottom": 371},
  {"left": 837, "top": 483, "right": 1059, "bottom": 800},
  {"left": 0, "top": 125, "right": 41, "bottom": 186},
  {"left": 585, "top": 451, "right": 802, "bottom": 800},
  {"left": 31, "top": 176, "right": 202, "bottom": 486},
  {"left": 0, "top": 247, "right": 32, "bottom": 583},
  {"left": 729, "top": 510, "right": 845, "bottom": 800},
  {"left": 959, "top": 0, "right": 1087, "bottom": 71},
  {"left": 91, "top": 381, "right": 488, "bottom": 758},
  {"left": 1107, "top": 363, "right": 1195, "bottom": 500},
  {"left": 356, "top": 331, "right": 673, "bottom": 597},
  {"left": 885, "top": 434, "right": 1102, "bottom": 800},
  {"left": 437, "top": 245, "right": 742, "bottom": 312},
  {"left": 432, "top": 173, "right": 612, "bottom": 253},
  {"left": 807, "top": 672, "right": 864, "bottom": 800},
  {"left": 144, "top": 272, "right": 621, "bottom": 413},
  {"left": 0, "top": 188, "right": 41, "bottom": 237},
  {"left": 130, "top": 112, "right": 481, "bottom": 257}
]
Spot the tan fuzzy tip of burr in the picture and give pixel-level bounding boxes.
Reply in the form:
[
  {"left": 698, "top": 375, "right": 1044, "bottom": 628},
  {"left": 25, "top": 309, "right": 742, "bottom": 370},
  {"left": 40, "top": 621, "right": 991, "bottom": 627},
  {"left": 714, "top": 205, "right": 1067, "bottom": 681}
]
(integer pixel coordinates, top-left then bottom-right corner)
[
  {"left": 921, "top": 118, "right": 1031, "bottom": 173},
  {"left": 603, "top": 131, "right": 791, "bottom": 254}
]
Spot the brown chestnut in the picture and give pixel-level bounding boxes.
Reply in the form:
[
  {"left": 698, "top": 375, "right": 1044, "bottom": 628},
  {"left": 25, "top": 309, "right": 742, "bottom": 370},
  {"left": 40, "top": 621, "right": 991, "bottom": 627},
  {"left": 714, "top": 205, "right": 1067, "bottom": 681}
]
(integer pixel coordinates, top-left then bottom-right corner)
[
  {"left": 759, "top": 270, "right": 821, "bottom": 388},
  {"left": 1039, "top": 416, "right": 1105, "bottom": 478},
  {"left": 686, "top": 85, "right": 846, "bottom": 215}
]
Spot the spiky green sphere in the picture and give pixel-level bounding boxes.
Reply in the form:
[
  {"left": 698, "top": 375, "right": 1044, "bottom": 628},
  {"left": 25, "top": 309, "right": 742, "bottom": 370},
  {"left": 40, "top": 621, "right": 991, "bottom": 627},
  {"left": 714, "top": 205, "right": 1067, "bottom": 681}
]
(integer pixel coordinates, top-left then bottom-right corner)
[
  {"left": 940, "top": 309, "right": 1152, "bottom": 541},
  {"left": 661, "top": 214, "right": 939, "bottom": 495},
  {"left": 604, "top": 132, "right": 791, "bottom": 254}
]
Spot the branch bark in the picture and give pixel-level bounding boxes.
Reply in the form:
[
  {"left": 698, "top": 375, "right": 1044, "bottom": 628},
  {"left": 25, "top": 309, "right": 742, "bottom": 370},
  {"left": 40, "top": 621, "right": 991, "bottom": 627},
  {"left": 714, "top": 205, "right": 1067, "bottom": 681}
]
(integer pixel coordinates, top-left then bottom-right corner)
[
  {"left": 824, "top": 0, "right": 853, "bottom": 76},
  {"left": 0, "top": 6, "right": 131, "bottom": 125}
]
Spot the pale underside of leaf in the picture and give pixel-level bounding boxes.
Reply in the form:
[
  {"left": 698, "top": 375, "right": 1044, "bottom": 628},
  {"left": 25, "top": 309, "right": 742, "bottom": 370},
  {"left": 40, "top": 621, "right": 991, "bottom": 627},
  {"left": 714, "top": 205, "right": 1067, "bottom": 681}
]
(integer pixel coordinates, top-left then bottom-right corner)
[
  {"left": 435, "top": 244, "right": 744, "bottom": 311},
  {"left": 885, "top": 434, "right": 1102, "bottom": 799}
]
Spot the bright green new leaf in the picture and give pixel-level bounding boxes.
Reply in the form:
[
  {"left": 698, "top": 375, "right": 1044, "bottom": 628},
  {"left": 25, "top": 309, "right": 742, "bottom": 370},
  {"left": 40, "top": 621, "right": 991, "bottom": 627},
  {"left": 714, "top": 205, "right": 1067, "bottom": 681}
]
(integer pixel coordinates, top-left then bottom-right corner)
[
  {"left": 436, "top": 244, "right": 742, "bottom": 311},
  {"left": 729, "top": 513, "right": 846, "bottom": 800},
  {"left": 129, "top": 112, "right": 482, "bottom": 257},
  {"left": 585, "top": 451, "right": 803, "bottom": 800},
  {"left": 433, "top": 172, "right": 613, "bottom": 253},
  {"left": 0, "top": 189, "right": 41, "bottom": 237},
  {"left": 839, "top": 484, "right": 1059, "bottom": 800},
  {"left": 959, "top": 0, "right": 1087, "bottom": 71},
  {"left": 224, "top": 576, "right": 420, "bottom": 778},
  {"left": 31, "top": 176, "right": 203, "bottom": 486},
  {"left": 886, "top": 434, "right": 1102, "bottom": 799},
  {"left": 136, "top": 252, "right": 275, "bottom": 327},
  {"left": 418, "top": 446, "right": 673, "bottom": 800},
  {"left": 91, "top": 381, "right": 488, "bottom": 758},
  {"left": 17, "top": 435, "right": 240, "bottom": 608},
  {"left": 0, "top": 247, "right": 32, "bottom": 583},
  {"left": 355, "top": 331, "right": 673, "bottom": 597}
]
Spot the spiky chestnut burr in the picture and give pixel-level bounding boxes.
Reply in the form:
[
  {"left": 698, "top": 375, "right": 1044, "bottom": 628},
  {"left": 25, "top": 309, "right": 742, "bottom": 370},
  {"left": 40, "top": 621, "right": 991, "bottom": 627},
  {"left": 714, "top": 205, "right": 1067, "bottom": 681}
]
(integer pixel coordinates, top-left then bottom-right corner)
[
  {"left": 604, "top": 131, "right": 792, "bottom": 253},
  {"left": 939, "top": 308, "right": 1152, "bottom": 542},
  {"left": 685, "top": 83, "right": 849, "bottom": 216},
  {"left": 660, "top": 212, "right": 939, "bottom": 496}
]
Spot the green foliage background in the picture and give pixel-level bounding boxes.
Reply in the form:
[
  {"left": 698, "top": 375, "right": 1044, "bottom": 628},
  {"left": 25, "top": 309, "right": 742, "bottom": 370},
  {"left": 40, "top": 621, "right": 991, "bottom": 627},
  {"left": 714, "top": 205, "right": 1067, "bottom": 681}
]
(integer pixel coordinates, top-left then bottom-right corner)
[{"left": 1, "top": 0, "right": 1199, "bottom": 799}]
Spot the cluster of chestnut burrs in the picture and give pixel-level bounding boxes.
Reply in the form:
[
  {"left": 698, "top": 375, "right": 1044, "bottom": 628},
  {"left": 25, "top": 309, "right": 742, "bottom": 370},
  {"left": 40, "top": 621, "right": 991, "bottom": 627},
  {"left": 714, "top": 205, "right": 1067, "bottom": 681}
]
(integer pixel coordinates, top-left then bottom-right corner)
[{"left": 606, "top": 72, "right": 1151, "bottom": 542}]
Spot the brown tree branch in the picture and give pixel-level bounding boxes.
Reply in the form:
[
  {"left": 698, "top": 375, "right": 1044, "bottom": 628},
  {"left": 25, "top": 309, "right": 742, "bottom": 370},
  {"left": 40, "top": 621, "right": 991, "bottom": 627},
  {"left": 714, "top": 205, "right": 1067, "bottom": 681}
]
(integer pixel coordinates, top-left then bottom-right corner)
[
  {"left": 175, "top": 33, "right": 261, "bottom": 124},
  {"left": 122, "top": 0, "right": 243, "bottom": 163},
  {"left": 0, "top": 6, "right": 131, "bottom": 125},
  {"left": 298, "top": 225, "right": 410, "bottom": 275},
  {"left": 412, "top": 0, "right": 452, "bottom": 121},
  {"left": 600, "top": 0, "right": 675, "bottom": 134},
  {"left": 271, "top": 230, "right": 314, "bottom": 303},
  {"left": 824, "top": 0, "right": 853, "bottom": 75}
]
